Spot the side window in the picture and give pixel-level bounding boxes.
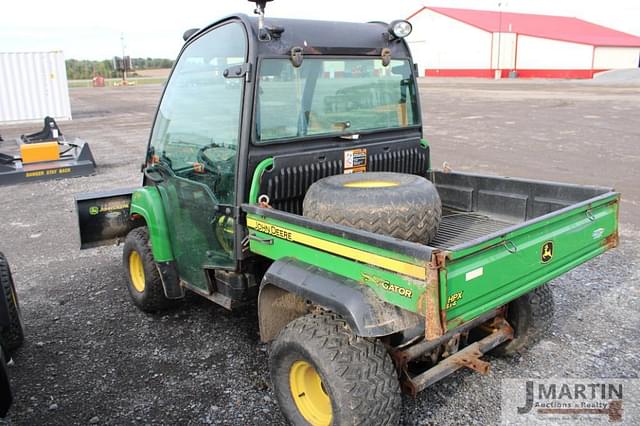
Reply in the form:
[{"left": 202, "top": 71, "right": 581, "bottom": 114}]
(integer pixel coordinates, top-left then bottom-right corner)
[{"left": 149, "top": 23, "right": 246, "bottom": 204}]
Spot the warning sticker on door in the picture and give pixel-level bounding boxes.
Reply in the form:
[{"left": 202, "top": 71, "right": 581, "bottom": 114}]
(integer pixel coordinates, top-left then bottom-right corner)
[{"left": 344, "top": 148, "right": 367, "bottom": 174}]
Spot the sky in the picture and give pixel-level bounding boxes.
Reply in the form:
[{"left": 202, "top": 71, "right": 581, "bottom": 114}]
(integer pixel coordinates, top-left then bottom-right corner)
[{"left": 1, "top": 0, "right": 639, "bottom": 60}]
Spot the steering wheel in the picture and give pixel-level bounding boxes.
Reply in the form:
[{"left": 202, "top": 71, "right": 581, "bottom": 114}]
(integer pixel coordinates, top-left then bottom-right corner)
[{"left": 196, "top": 143, "right": 236, "bottom": 174}]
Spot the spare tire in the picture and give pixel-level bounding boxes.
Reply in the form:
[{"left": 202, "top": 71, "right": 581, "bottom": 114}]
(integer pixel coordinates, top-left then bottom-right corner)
[{"left": 303, "top": 172, "right": 441, "bottom": 243}]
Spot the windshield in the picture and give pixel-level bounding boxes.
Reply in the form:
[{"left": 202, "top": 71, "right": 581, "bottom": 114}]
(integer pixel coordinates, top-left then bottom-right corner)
[{"left": 256, "top": 58, "right": 419, "bottom": 142}]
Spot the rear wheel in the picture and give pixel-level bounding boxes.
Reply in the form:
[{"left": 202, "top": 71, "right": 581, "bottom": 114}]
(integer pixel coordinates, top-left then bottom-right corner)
[
  {"left": 0, "top": 253, "right": 24, "bottom": 353},
  {"left": 123, "top": 227, "right": 174, "bottom": 312},
  {"left": 270, "top": 312, "right": 401, "bottom": 425},
  {"left": 493, "top": 284, "right": 554, "bottom": 356}
]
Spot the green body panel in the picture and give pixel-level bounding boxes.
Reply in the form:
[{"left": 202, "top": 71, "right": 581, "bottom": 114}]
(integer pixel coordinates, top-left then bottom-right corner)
[
  {"left": 248, "top": 214, "right": 425, "bottom": 268},
  {"left": 441, "top": 195, "right": 619, "bottom": 329},
  {"left": 446, "top": 196, "right": 616, "bottom": 261},
  {"left": 130, "top": 187, "right": 174, "bottom": 262},
  {"left": 247, "top": 213, "right": 427, "bottom": 313}
]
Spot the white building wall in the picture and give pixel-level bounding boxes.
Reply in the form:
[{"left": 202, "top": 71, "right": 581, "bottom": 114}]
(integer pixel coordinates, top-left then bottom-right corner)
[
  {"left": 0, "top": 51, "right": 72, "bottom": 124},
  {"left": 491, "top": 33, "right": 517, "bottom": 69},
  {"left": 516, "top": 36, "right": 593, "bottom": 69},
  {"left": 593, "top": 47, "right": 640, "bottom": 69},
  {"left": 407, "top": 9, "right": 492, "bottom": 71}
]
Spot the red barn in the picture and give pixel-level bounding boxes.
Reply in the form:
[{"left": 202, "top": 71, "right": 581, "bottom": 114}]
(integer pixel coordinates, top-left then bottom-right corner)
[{"left": 407, "top": 6, "right": 640, "bottom": 78}]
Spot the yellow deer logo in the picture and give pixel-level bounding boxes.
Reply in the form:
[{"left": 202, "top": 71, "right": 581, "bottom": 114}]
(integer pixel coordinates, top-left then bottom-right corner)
[{"left": 541, "top": 241, "right": 554, "bottom": 263}]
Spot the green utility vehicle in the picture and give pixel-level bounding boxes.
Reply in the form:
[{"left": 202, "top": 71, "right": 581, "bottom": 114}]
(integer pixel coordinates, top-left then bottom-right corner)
[{"left": 75, "top": 2, "right": 619, "bottom": 424}]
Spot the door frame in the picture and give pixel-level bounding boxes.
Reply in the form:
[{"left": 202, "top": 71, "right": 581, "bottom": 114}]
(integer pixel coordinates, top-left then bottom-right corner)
[{"left": 143, "top": 16, "right": 258, "bottom": 270}]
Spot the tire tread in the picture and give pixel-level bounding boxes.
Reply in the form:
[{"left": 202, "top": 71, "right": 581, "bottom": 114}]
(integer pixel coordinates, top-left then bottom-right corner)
[
  {"left": 494, "top": 284, "right": 554, "bottom": 356},
  {"left": 271, "top": 312, "right": 401, "bottom": 425},
  {"left": 0, "top": 252, "right": 24, "bottom": 352},
  {"left": 123, "top": 227, "right": 173, "bottom": 312},
  {"left": 303, "top": 172, "right": 441, "bottom": 244}
]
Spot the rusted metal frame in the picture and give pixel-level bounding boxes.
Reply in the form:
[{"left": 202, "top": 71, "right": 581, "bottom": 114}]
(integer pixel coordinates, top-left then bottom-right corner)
[
  {"left": 604, "top": 232, "right": 619, "bottom": 249},
  {"left": 424, "top": 251, "right": 448, "bottom": 340},
  {"left": 401, "top": 317, "right": 514, "bottom": 397},
  {"left": 454, "top": 348, "right": 490, "bottom": 374},
  {"left": 391, "top": 308, "right": 502, "bottom": 370},
  {"left": 603, "top": 197, "right": 620, "bottom": 249}
]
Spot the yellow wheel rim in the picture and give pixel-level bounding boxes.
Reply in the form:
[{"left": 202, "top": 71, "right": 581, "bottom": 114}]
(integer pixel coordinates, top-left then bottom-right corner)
[
  {"left": 343, "top": 180, "right": 399, "bottom": 188},
  {"left": 289, "top": 360, "right": 332, "bottom": 426},
  {"left": 129, "top": 251, "right": 146, "bottom": 293}
]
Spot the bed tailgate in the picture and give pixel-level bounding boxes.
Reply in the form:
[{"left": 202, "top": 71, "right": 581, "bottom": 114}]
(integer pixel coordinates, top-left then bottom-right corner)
[{"left": 440, "top": 192, "right": 619, "bottom": 329}]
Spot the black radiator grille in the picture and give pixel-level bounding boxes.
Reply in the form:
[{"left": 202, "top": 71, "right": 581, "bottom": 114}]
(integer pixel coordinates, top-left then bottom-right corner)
[
  {"left": 265, "top": 160, "right": 343, "bottom": 215},
  {"left": 261, "top": 147, "right": 427, "bottom": 215},
  {"left": 369, "top": 147, "right": 426, "bottom": 174}
]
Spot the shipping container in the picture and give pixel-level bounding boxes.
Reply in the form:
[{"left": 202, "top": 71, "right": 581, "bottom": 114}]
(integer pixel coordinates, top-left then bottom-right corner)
[{"left": 0, "top": 51, "right": 72, "bottom": 124}]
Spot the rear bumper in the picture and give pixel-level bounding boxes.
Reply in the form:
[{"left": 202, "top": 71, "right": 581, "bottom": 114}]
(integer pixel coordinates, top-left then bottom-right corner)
[{"left": 393, "top": 315, "right": 513, "bottom": 396}]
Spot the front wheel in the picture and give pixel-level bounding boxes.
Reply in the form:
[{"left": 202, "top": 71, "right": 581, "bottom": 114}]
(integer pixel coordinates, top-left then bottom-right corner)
[
  {"left": 123, "top": 227, "right": 175, "bottom": 312},
  {"left": 270, "top": 312, "right": 401, "bottom": 426}
]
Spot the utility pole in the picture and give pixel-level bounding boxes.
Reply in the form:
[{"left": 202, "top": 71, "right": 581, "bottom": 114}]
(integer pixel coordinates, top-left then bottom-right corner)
[
  {"left": 496, "top": 2, "right": 503, "bottom": 79},
  {"left": 120, "top": 33, "right": 127, "bottom": 84}
]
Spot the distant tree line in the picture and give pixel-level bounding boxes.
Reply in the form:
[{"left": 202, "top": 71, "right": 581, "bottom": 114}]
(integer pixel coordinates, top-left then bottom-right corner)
[{"left": 65, "top": 58, "right": 174, "bottom": 80}]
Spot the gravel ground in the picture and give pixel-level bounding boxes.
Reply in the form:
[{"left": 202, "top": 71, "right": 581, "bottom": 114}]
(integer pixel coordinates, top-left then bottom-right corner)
[{"left": 0, "top": 80, "right": 638, "bottom": 425}]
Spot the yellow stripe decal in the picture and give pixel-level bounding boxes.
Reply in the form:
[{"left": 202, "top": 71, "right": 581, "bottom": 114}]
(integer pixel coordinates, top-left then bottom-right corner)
[{"left": 246, "top": 217, "right": 426, "bottom": 280}]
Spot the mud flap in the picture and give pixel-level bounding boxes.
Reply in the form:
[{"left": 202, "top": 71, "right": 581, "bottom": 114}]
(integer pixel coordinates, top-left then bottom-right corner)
[
  {"left": 75, "top": 189, "right": 184, "bottom": 299},
  {"left": 156, "top": 261, "right": 184, "bottom": 299},
  {"left": 75, "top": 188, "right": 139, "bottom": 249}
]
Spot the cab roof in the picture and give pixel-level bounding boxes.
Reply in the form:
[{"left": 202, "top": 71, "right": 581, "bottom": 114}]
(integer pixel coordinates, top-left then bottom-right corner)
[{"left": 191, "top": 14, "right": 412, "bottom": 58}]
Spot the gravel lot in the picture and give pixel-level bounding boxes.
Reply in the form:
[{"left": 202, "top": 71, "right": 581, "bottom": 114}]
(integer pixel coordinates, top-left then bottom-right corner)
[{"left": 0, "top": 79, "right": 638, "bottom": 425}]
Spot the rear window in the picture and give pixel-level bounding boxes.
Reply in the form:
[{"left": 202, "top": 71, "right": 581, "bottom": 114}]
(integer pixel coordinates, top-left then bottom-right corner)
[{"left": 256, "top": 58, "right": 419, "bottom": 142}]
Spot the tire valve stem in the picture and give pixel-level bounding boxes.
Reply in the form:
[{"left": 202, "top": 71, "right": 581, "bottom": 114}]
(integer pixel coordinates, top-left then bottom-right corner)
[{"left": 298, "top": 392, "right": 306, "bottom": 397}]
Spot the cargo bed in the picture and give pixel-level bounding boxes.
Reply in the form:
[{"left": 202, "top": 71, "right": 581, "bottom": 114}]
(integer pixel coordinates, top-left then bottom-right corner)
[
  {"left": 244, "top": 169, "right": 619, "bottom": 336},
  {"left": 430, "top": 209, "right": 514, "bottom": 249},
  {"left": 250, "top": 169, "right": 617, "bottom": 254},
  {"left": 425, "top": 171, "right": 619, "bottom": 330},
  {"left": 429, "top": 170, "right": 617, "bottom": 250}
]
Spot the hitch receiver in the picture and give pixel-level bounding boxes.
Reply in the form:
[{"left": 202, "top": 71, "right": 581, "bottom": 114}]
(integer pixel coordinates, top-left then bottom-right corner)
[{"left": 400, "top": 317, "right": 514, "bottom": 397}]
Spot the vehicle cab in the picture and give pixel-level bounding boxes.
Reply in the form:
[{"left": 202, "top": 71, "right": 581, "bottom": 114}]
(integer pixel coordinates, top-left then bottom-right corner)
[{"left": 137, "top": 11, "right": 424, "bottom": 298}]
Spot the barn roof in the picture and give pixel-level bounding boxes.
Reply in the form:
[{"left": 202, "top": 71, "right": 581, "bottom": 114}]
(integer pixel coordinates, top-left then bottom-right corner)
[{"left": 408, "top": 6, "right": 640, "bottom": 47}]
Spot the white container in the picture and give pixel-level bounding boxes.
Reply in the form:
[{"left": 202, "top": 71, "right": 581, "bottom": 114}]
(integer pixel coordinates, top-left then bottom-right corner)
[{"left": 0, "top": 51, "right": 72, "bottom": 124}]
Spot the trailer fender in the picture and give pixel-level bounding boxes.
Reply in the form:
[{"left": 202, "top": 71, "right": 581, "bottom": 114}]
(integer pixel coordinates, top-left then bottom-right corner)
[
  {"left": 258, "top": 258, "right": 421, "bottom": 342},
  {"left": 130, "top": 187, "right": 184, "bottom": 299}
]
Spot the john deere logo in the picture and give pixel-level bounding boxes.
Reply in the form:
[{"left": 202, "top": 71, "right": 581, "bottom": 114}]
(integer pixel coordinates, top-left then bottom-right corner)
[
  {"left": 541, "top": 241, "right": 554, "bottom": 263},
  {"left": 89, "top": 206, "right": 100, "bottom": 216}
]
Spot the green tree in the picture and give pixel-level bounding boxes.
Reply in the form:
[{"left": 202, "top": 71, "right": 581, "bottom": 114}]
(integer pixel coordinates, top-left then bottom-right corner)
[{"left": 65, "top": 57, "right": 174, "bottom": 79}]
